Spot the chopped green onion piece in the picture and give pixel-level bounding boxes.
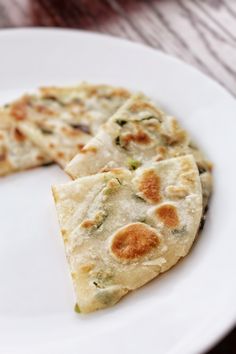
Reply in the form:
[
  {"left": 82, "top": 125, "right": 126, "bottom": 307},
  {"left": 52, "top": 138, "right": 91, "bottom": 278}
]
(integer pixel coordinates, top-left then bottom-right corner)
[
  {"left": 127, "top": 158, "right": 141, "bottom": 170},
  {"left": 74, "top": 303, "right": 81, "bottom": 313}
]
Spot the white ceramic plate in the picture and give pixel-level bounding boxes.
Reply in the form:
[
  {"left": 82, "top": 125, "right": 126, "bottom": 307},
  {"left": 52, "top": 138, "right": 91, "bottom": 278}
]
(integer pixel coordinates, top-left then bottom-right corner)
[{"left": 0, "top": 28, "right": 235, "bottom": 354}]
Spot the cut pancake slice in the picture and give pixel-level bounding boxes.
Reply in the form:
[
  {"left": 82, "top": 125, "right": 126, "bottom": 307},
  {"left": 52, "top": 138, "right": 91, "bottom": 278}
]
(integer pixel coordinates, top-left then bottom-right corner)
[
  {"left": 9, "top": 83, "right": 130, "bottom": 168},
  {"left": 0, "top": 109, "right": 51, "bottom": 176},
  {"left": 65, "top": 93, "right": 212, "bottom": 208},
  {"left": 53, "top": 155, "right": 202, "bottom": 313}
]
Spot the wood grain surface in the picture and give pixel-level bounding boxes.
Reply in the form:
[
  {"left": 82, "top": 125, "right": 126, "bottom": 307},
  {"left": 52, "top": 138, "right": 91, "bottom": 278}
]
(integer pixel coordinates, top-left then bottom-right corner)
[{"left": 0, "top": 0, "right": 235, "bottom": 353}]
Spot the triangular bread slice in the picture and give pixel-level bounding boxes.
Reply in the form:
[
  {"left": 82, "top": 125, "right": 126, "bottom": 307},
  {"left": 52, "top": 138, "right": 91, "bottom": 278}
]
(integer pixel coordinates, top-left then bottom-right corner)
[
  {"left": 65, "top": 94, "right": 212, "bottom": 208},
  {"left": 9, "top": 83, "right": 130, "bottom": 168},
  {"left": 52, "top": 155, "right": 202, "bottom": 313},
  {"left": 0, "top": 109, "right": 51, "bottom": 176}
]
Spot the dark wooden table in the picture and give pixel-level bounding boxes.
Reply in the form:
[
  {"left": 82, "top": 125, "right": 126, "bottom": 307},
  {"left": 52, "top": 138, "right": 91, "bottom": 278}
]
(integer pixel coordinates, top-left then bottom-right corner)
[{"left": 0, "top": 0, "right": 235, "bottom": 353}]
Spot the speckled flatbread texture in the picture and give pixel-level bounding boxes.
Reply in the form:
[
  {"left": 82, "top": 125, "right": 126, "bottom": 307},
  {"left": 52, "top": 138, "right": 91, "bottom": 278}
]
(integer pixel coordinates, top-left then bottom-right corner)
[
  {"left": 0, "top": 109, "right": 51, "bottom": 176},
  {"left": 53, "top": 155, "right": 202, "bottom": 313},
  {"left": 66, "top": 94, "right": 212, "bottom": 209},
  {"left": 9, "top": 83, "right": 130, "bottom": 167}
]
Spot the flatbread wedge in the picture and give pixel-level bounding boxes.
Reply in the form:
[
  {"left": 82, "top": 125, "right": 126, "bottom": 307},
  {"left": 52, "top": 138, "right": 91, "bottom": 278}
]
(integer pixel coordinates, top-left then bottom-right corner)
[
  {"left": 52, "top": 155, "right": 202, "bottom": 313},
  {"left": 9, "top": 83, "right": 130, "bottom": 167},
  {"left": 66, "top": 93, "right": 212, "bottom": 209},
  {"left": 0, "top": 109, "right": 51, "bottom": 176}
]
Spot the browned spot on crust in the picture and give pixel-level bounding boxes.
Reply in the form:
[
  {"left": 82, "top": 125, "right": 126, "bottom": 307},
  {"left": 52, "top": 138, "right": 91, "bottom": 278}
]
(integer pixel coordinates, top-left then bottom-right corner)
[
  {"left": 61, "top": 229, "right": 69, "bottom": 242},
  {"left": 180, "top": 158, "right": 197, "bottom": 188},
  {"left": 80, "top": 146, "right": 97, "bottom": 154},
  {"left": 181, "top": 171, "right": 195, "bottom": 186},
  {"left": 61, "top": 126, "right": 83, "bottom": 137},
  {"left": 156, "top": 146, "right": 166, "bottom": 155},
  {"left": 80, "top": 219, "right": 95, "bottom": 228},
  {"left": 166, "top": 185, "right": 189, "bottom": 199},
  {"left": 162, "top": 119, "right": 187, "bottom": 145},
  {"left": 0, "top": 133, "right": 4, "bottom": 140},
  {"left": 14, "top": 128, "right": 26, "bottom": 142},
  {"left": 35, "top": 105, "right": 55, "bottom": 115},
  {"left": 0, "top": 152, "right": 6, "bottom": 161},
  {"left": 57, "top": 151, "right": 65, "bottom": 158},
  {"left": 111, "top": 223, "right": 159, "bottom": 260},
  {"left": 181, "top": 157, "right": 193, "bottom": 173},
  {"left": 156, "top": 204, "right": 179, "bottom": 229},
  {"left": 49, "top": 143, "right": 55, "bottom": 149},
  {"left": 79, "top": 263, "right": 95, "bottom": 273},
  {"left": 40, "top": 86, "right": 60, "bottom": 96},
  {"left": 139, "top": 170, "right": 162, "bottom": 203},
  {"left": 36, "top": 155, "right": 45, "bottom": 162},
  {"left": 0, "top": 146, "right": 7, "bottom": 162},
  {"left": 130, "top": 101, "right": 159, "bottom": 113},
  {"left": 10, "top": 97, "right": 29, "bottom": 121},
  {"left": 61, "top": 229, "right": 67, "bottom": 236},
  {"left": 122, "top": 130, "right": 151, "bottom": 145},
  {"left": 77, "top": 144, "right": 84, "bottom": 150},
  {"left": 86, "top": 86, "right": 129, "bottom": 99},
  {"left": 155, "top": 146, "right": 167, "bottom": 161},
  {"left": 207, "top": 161, "right": 213, "bottom": 171},
  {"left": 110, "top": 88, "right": 130, "bottom": 98}
]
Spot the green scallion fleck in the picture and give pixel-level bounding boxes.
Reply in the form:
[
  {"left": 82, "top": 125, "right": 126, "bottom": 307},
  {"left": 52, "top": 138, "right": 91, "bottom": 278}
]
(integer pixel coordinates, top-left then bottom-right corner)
[
  {"left": 127, "top": 158, "right": 141, "bottom": 170},
  {"left": 74, "top": 303, "right": 81, "bottom": 313}
]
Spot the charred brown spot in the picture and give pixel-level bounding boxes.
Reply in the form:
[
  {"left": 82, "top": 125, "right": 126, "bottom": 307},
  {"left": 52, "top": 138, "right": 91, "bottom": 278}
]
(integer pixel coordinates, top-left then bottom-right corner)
[
  {"left": 87, "top": 87, "right": 99, "bottom": 97},
  {"left": 111, "top": 223, "right": 159, "bottom": 260},
  {"left": 10, "top": 98, "right": 29, "bottom": 120},
  {"left": 36, "top": 155, "right": 46, "bottom": 162},
  {"left": 57, "top": 151, "right": 65, "bottom": 158},
  {"left": 14, "top": 128, "right": 26, "bottom": 142},
  {"left": 80, "top": 219, "right": 95, "bottom": 228},
  {"left": 156, "top": 204, "right": 179, "bottom": 229},
  {"left": 138, "top": 170, "right": 162, "bottom": 203},
  {"left": 0, "top": 152, "right": 6, "bottom": 161},
  {"left": 77, "top": 144, "right": 84, "bottom": 150},
  {"left": 122, "top": 130, "right": 151, "bottom": 145},
  {"left": 49, "top": 143, "right": 55, "bottom": 149}
]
